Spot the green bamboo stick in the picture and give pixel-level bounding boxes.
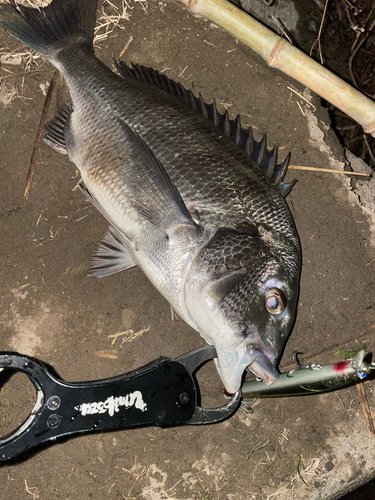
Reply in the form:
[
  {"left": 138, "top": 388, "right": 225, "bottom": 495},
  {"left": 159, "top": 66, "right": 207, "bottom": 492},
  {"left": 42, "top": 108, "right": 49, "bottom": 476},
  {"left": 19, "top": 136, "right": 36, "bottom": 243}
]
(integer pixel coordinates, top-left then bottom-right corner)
[{"left": 176, "top": 0, "right": 375, "bottom": 137}]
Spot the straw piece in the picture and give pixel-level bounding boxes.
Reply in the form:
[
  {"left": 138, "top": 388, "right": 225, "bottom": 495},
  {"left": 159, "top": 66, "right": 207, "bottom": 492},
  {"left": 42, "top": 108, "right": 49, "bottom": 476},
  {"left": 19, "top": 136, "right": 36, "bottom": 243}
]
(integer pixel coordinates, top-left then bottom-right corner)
[{"left": 288, "top": 165, "right": 371, "bottom": 176}]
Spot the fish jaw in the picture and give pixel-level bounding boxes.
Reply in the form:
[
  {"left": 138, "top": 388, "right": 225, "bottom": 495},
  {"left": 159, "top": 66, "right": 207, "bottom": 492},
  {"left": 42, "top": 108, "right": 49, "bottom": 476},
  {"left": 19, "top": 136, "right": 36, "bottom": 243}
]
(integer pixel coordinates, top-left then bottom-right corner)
[
  {"left": 213, "top": 339, "right": 279, "bottom": 394},
  {"left": 247, "top": 353, "right": 280, "bottom": 385}
]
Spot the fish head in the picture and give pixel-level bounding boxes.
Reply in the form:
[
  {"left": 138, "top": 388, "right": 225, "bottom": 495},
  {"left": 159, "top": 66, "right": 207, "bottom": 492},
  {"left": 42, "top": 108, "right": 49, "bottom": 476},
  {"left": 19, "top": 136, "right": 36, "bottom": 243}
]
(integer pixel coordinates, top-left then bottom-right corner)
[{"left": 185, "top": 226, "right": 300, "bottom": 394}]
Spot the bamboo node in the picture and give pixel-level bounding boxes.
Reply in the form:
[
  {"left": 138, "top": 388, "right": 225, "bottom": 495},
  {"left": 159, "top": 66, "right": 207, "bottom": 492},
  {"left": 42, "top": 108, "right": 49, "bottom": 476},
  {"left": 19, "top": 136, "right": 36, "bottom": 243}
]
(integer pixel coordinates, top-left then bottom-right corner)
[
  {"left": 267, "top": 38, "right": 286, "bottom": 68},
  {"left": 175, "top": 0, "right": 194, "bottom": 11},
  {"left": 187, "top": 0, "right": 197, "bottom": 12}
]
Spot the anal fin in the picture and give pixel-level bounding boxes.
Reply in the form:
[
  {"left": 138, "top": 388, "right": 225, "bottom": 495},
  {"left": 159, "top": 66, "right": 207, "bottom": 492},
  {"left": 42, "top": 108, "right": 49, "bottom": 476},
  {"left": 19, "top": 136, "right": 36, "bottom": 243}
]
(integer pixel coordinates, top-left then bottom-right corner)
[
  {"left": 79, "top": 184, "right": 137, "bottom": 278},
  {"left": 89, "top": 226, "right": 137, "bottom": 278}
]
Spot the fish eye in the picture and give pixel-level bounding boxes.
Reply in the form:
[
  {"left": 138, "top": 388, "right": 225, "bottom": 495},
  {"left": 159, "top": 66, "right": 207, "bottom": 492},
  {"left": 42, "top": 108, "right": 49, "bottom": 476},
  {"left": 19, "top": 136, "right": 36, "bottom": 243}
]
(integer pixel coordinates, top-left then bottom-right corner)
[{"left": 265, "top": 288, "right": 285, "bottom": 315}]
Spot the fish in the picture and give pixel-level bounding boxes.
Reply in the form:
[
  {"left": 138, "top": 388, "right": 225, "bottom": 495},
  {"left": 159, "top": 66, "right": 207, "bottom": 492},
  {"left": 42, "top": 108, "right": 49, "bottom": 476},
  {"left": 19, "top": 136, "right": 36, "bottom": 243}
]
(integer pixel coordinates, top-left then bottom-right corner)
[{"left": 0, "top": 0, "right": 301, "bottom": 394}]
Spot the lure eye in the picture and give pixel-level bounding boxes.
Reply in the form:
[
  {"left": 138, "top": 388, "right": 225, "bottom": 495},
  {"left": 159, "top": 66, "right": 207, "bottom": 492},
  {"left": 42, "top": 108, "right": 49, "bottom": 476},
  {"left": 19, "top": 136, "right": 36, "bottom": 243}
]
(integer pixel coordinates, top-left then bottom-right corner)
[{"left": 265, "top": 289, "right": 285, "bottom": 315}]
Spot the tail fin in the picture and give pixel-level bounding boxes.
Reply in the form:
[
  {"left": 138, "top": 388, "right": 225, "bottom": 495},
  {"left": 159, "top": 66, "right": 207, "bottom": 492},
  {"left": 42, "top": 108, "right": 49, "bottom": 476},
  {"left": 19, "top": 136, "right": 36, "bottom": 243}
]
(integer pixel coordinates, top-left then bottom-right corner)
[{"left": 0, "top": 0, "right": 98, "bottom": 61}]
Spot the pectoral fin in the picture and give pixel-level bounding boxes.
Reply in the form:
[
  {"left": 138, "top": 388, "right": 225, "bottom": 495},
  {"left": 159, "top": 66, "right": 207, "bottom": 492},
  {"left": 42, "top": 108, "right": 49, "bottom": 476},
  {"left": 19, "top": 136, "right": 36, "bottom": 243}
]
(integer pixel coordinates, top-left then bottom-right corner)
[
  {"left": 119, "top": 122, "right": 198, "bottom": 236},
  {"left": 89, "top": 226, "right": 137, "bottom": 278}
]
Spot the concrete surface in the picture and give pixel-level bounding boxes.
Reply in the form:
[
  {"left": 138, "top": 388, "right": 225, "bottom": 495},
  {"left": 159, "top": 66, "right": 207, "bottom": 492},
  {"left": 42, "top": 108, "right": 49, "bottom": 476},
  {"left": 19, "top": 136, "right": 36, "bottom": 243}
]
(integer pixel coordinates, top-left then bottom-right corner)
[{"left": 0, "top": 1, "right": 374, "bottom": 499}]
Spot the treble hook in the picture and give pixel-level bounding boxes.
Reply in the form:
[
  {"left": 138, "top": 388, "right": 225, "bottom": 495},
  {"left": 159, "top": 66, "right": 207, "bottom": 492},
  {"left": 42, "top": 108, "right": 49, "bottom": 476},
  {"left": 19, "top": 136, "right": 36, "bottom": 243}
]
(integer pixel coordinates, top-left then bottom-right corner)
[
  {"left": 224, "top": 390, "right": 255, "bottom": 414},
  {"left": 287, "top": 351, "right": 322, "bottom": 377}
]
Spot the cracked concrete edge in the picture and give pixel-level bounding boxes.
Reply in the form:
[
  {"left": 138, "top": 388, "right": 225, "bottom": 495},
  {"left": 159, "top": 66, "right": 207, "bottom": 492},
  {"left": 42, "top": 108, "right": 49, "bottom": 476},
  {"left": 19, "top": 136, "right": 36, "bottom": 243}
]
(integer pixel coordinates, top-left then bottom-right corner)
[
  {"left": 325, "top": 468, "right": 375, "bottom": 500},
  {"left": 304, "top": 107, "right": 375, "bottom": 248},
  {"left": 344, "top": 149, "right": 375, "bottom": 247},
  {"left": 313, "top": 424, "right": 375, "bottom": 500},
  {"left": 250, "top": 423, "right": 375, "bottom": 500}
]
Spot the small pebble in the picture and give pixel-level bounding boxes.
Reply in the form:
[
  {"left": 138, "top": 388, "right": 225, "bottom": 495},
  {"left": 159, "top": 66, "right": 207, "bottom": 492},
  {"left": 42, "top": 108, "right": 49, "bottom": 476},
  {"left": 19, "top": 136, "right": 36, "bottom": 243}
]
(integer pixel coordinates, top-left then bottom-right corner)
[
  {"left": 121, "top": 308, "right": 137, "bottom": 329},
  {"left": 309, "top": 19, "right": 317, "bottom": 32}
]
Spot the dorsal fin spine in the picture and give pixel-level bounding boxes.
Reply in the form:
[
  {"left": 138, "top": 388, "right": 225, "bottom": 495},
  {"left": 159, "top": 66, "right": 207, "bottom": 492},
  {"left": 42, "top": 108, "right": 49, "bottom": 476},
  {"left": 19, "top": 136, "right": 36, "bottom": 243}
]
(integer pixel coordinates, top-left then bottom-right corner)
[
  {"left": 264, "top": 145, "right": 278, "bottom": 178},
  {"left": 256, "top": 135, "right": 267, "bottom": 167},
  {"left": 245, "top": 127, "right": 254, "bottom": 157},
  {"left": 212, "top": 98, "right": 219, "bottom": 127},
  {"left": 189, "top": 90, "right": 196, "bottom": 110},
  {"left": 199, "top": 93, "right": 209, "bottom": 119},
  {"left": 277, "top": 178, "right": 297, "bottom": 196},
  {"left": 115, "top": 62, "right": 295, "bottom": 196},
  {"left": 224, "top": 110, "right": 230, "bottom": 136},
  {"left": 234, "top": 115, "right": 241, "bottom": 146},
  {"left": 270, "top": 153, "right": 291, "bottom": 185}
]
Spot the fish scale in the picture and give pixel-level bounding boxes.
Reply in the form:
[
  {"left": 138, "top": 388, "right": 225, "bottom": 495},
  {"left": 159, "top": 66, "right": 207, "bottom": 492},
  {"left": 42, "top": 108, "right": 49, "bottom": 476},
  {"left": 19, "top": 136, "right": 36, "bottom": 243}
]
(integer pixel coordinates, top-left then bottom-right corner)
[{"left": 0, "top": 0, "right": 301, "bottom": 394}]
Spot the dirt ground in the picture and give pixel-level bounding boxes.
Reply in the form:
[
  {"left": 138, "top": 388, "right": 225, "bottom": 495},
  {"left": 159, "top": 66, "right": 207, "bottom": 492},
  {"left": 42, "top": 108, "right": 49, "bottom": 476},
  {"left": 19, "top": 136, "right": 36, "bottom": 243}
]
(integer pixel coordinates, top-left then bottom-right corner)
[{"left": 0, "top": 1, "right": 375, "bottom": 499}]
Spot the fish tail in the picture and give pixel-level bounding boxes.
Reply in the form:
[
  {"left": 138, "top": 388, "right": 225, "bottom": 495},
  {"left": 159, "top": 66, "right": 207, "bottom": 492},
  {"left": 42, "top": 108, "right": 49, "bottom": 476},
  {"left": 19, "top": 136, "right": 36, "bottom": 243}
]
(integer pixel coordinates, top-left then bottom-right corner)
[{"left": 0, "top": 0, "right": 98, "bottom": 63}]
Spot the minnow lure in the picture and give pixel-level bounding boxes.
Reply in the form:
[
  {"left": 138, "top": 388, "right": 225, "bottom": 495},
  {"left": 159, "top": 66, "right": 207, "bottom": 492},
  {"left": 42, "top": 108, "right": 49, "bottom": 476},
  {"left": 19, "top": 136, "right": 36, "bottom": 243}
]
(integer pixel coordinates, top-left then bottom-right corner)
[{"left": 241, "top": 350, "right": 374, "bottom": 398}]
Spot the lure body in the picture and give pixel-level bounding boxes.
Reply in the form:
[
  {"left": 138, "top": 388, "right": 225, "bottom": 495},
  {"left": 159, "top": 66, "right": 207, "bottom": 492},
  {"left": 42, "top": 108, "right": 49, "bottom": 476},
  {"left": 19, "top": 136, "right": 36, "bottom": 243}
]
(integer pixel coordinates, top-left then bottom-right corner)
[{"left": 241, "top": 351, "right": 374, "bottom": 398}]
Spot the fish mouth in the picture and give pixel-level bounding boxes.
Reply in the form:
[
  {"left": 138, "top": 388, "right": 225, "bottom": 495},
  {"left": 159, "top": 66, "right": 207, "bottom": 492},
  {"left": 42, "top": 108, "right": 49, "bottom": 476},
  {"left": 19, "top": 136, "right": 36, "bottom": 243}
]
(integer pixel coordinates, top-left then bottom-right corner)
[
  {"left": 214, "top": 342, "right": 280, "bottom": 394},
  {"left": 247, "top": 352, "right": 279, "bottom": 385}
]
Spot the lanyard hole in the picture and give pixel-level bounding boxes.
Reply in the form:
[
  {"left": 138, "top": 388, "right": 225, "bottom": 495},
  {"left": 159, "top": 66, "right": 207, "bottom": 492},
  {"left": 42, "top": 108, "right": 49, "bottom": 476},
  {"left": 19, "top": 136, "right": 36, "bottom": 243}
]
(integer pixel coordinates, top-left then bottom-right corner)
[{"left": 0, "top": 368, "right": 41, "bottom": 445}]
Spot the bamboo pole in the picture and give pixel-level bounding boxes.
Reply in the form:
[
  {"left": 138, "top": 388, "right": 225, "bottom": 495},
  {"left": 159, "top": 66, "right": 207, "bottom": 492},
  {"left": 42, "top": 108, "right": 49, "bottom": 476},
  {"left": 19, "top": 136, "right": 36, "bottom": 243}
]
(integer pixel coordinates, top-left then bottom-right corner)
[{"left": 176, "top": 0, "right": 375, "bottom": 138}]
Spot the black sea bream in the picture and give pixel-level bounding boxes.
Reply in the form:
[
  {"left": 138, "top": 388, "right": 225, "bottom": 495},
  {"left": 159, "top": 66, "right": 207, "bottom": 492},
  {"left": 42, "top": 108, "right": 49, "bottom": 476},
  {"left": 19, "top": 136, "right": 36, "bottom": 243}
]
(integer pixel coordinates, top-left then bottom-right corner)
[{"left": 0, "top": 0, "right": 301, "bottom": 393}]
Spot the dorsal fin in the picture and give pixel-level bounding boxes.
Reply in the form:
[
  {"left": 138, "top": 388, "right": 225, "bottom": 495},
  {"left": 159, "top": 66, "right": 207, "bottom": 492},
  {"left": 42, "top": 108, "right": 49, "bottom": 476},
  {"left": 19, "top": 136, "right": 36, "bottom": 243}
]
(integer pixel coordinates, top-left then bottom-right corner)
[{"left": 115, "top": 62, "right": 296, "bottom": 196}]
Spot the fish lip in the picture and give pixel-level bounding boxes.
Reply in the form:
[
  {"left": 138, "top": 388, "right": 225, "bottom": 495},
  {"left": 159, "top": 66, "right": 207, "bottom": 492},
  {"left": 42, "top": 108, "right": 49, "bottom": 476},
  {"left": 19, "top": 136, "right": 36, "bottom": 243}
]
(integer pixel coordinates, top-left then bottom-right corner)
[
  {"left": 246, "top": 351, "right": 280, "bottom": 385},
  {"left": 243, "top": 335, "right": 280, "bottom": 385},
  {"left": 214, "top": 341, "right": 279, "bottom": 394}
]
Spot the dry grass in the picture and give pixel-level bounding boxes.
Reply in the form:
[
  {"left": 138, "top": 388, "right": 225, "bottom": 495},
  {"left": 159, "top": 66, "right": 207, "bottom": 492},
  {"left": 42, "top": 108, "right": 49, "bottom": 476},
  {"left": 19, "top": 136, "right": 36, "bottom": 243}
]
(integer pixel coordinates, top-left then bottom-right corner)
[
  {"left": 0, "top": 1, "right": 146, "bottom": 72},
  {"left": 0, "top": 81, "right": 17, "bottom": 106},
  {"left": 0, "top": 47, "right": 41, "bottom": 70},
  {"left": 108, "top": 325, "right": 150, "bottom": 346},
  {"left": 291, "top": 457, "right": 324, "bottom": 486},
  {"left": 0, "top": 0, "right": 52, "bottom": 6},
  {"left": 94, "top": 0, "right": 142, "bottom": 44}
]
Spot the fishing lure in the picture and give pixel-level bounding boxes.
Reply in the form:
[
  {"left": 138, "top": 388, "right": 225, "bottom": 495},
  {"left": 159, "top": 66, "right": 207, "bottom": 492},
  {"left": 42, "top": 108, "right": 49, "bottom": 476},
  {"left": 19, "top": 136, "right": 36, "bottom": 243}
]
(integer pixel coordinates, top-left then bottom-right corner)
[{"left": 241, "top": 350, "right": 374, "bottom": 398}]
